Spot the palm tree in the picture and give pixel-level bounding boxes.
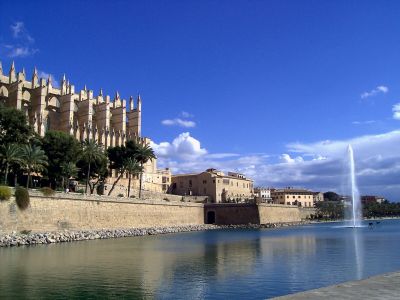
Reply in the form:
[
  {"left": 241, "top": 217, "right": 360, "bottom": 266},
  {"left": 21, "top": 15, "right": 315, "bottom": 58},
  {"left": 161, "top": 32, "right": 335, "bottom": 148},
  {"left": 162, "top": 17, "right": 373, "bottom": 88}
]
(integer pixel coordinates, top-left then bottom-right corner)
[
  {"left": 0, "top": 144, "right": 23, "bottom": 185},
  {"left": 20, "top": 144, "right": 48, "bottom": 188},
  {"left": 61, "top": 162, "right": 79, "bottom": 190},
  {"left": 124, "top": 158, "right": 142, "bottom": 198},
  {"left": 80, "top": 139, "right": 103, "bottom": 194},
  {"left": 134, "top": 142, "right": 156, "bottom": 198}
]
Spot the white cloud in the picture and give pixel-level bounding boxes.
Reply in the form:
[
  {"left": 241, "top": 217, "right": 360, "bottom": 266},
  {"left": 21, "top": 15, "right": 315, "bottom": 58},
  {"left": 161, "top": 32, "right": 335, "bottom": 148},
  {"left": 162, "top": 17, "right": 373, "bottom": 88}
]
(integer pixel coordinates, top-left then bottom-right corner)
[
  {"left": 361, "top": 85, "right": 389, "bottom": 99},
  {"left": 153, "top": 130, "right": 400, "bottom": 200},
  {"left": 6, "top": 46, "right": 38, "bottom": 58},
  {"left": 1, "top": 21, "right": 38, "bottom": 58},
  {"left": 393, "top": 103, "right": 400, "bottom": 120},
  {"left": 151, "top": 132, "right": 206, "bottom": 161},
  {"left": 280, "top": 154, "right": 304, "bottom": 164},
  {"left": 352, "top": 120, "right": 376, "bottom": 125},
  {"left": 161, "top": 118, "right": 196, "bottom": 128},
  {"left": 181, "top": 111, "right": 193, "bottom": 118},
  {"left": 38, "top": 70, "right": 59, "bottom": 87}
]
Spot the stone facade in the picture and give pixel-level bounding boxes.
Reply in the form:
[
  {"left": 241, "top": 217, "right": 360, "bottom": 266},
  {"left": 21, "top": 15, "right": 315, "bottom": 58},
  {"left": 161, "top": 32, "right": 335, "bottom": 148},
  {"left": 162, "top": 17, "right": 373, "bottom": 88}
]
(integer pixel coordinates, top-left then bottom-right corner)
[
  {"left": 0, "top": 193, "right": 312, "bottom": 234},
  {"left": 271, "top": 188, "right": 315, "bottom": 207},
  {"left": 0, "top": 193, "right": 204, "bottom": 234},
  {"left": 0, "top": 61, "right": 169, "bottom": 193},
  {"left": 171, "top": 168, "right": 254, "bottom": 203}
]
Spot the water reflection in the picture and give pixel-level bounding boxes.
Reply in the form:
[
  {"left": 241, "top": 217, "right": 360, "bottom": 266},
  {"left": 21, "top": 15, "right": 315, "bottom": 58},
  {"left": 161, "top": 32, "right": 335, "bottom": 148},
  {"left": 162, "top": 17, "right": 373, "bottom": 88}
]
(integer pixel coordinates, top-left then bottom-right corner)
[{"left": 1, "top": 221, "right": 400, "bottom": 299}]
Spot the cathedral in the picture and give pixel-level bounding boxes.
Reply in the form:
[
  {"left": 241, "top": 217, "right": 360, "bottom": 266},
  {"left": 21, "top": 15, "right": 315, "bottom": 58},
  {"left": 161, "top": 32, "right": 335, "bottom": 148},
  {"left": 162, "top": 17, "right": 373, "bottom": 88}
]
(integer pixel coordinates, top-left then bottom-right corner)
[{"left": 0, "top": 61, "right": 171, "bottom": 194}]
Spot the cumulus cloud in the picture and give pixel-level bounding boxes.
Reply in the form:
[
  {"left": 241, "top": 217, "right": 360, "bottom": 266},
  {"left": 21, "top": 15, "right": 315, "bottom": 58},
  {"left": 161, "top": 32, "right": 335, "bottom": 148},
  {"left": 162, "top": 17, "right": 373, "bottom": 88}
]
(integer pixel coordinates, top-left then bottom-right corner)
[
  {"left": 280, "top": 154, "right": 304, "bottom": 164},
  {"left": 161, "top": 118, "right": 196, "bottom": 128},
  {"left": 154, "top": 130, "right": 400, "bottom": 200},
  {"left": 393, "top": 103, "right": 400, "bottom": 120},
  {"left": 0, "top": 22, "right": 38, "bottom": 58},
  {"left": 361, "top": 85, "right": 388, "bottom": 99},
  {"left": 151, "top": 132, "right": 206, "bottom": 161}
]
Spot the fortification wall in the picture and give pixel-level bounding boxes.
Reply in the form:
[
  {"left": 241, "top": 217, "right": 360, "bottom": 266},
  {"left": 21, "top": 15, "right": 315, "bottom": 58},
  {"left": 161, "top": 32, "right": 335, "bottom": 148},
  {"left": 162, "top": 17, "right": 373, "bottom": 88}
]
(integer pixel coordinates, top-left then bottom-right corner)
[
  {"left": 0, "top": 193, "right": 204, "bottom": 234},
  {"left": 204, "top": 204, "right": 260, "bottom": 225},
  {"left": 258, "top": 204, "right": 302, "bottom": 223}
]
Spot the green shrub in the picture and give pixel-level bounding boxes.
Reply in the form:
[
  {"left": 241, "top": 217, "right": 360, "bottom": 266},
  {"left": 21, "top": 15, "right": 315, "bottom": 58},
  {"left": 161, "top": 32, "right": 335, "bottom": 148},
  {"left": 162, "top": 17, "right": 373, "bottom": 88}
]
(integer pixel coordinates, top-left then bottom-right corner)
[
  {"left": 39, "top": 187, "right": 55, "bottom": 196},
  {"left": 77, "top": 188, "right": 85, "bottom": 194},
  {"left": 0, "top": 186, "right": 12, "bottom": 201},
  {"left": 15, "top": 186, "right": 30, "bottom": 210},
  {"left": 117, "top": 193, "right": 124, "bottom": 197}
]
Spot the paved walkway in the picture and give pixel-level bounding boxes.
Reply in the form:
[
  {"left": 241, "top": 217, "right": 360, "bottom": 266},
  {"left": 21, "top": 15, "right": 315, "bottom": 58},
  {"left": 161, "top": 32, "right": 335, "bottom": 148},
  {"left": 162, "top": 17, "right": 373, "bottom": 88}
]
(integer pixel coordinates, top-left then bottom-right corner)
[{"left": 273, "top": 271, "right": 400, "bottom": 300}]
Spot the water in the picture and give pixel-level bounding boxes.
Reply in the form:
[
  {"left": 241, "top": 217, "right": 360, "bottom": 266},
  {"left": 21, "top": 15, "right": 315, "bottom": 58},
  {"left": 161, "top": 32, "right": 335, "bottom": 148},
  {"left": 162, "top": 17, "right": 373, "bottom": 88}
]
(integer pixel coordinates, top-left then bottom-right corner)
[
  {"left": 1, "top": 220, "right": 400, "bottom": 299},
  {"left": 347, "top": 145, "right": 362, "bottom": 227}
]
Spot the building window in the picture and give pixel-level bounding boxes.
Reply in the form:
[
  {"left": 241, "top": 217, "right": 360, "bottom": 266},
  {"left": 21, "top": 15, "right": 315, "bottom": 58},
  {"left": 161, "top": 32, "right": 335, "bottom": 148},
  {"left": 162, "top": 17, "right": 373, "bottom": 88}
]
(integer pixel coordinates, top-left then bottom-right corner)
[
  {"left": 223, "top": 179, "right": 229, "bottom": 185},
  {"left": 203, "top": 180, "right": 207, "bottom": 184},
  {"left": 189, "top": 180, "right": 192, "bottom": 187},
  {"left": 213, "top": 180, "right": 215, "bottom": 183}
]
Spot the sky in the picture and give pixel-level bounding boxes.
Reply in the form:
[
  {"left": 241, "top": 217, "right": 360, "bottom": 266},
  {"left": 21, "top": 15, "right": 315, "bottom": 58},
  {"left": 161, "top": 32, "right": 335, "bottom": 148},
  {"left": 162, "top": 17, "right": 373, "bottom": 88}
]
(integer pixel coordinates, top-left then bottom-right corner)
[{"left": 1, "top": 0, "right": 400, "bottom": 200}]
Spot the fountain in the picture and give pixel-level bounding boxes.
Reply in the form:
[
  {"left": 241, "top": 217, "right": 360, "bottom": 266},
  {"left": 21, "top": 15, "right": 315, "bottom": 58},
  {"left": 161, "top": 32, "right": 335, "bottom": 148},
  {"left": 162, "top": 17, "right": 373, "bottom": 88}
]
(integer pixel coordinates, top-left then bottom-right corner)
[{"left": 348, "top": 145, "right": 362, "bottom": 227}]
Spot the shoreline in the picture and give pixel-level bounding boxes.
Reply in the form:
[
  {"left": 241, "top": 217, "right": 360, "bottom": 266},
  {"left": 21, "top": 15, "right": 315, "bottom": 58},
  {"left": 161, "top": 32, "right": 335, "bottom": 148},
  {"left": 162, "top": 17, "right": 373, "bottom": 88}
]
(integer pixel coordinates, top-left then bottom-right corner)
[{"left": 0, "top": 221, "right": 309, "bottom": 248}]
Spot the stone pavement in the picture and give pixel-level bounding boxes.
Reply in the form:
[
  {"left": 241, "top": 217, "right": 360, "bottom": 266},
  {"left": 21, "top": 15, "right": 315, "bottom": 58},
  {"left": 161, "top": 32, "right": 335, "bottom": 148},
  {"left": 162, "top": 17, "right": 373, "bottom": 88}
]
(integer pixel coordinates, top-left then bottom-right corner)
[{"left": 272, "top": 271, "right": 400, "bottom": 300}]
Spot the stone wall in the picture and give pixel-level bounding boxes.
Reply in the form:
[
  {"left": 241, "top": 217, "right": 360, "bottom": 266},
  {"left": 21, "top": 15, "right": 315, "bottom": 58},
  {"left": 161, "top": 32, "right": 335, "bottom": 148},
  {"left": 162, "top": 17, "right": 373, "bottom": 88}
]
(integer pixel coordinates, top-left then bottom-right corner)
[
  {"left": 204, "top": 204, "right": 260, "bottom": 225},
  {"left": 0, "top": 193, "right": 204, "bottom": 234},
  {"left": 258, "top": 204, "right": 302, "bottom": 224}
]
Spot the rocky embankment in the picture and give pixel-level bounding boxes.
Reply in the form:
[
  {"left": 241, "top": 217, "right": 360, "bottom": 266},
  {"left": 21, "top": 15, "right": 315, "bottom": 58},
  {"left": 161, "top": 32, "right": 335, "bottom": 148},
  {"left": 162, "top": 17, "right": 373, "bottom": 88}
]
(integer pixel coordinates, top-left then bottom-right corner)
[{"left": 0, "top": 221, "right": 308, "bottom": 248}]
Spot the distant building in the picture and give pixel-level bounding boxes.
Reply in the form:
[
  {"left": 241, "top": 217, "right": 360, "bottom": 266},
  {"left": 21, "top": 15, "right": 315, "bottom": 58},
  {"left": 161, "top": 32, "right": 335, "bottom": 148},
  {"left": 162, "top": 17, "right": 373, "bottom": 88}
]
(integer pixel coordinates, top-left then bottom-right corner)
[
  {"left": 271, "top": 187, "right": 314, "bottom": 207},
  {"left": 254, "top": 187, "right": 273, "bottom": 203},
  {"left": 313, "top": 192, "right": 324, "bottom": 203},
  {"left": 170, "top": 168, "right": 254, "bottom": 203},
  {"left": 361, "top": 195, "right": 386, "bottom": 204}
]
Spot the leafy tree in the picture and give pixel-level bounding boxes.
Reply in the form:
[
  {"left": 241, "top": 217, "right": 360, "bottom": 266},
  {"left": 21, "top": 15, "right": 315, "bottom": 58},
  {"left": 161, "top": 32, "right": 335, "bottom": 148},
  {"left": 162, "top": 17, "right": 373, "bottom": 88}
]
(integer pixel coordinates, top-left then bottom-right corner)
[
  {"left": 134, "top": 142, "right": 156, "bottom": 198},
  {"left": 0, "top": 104, "right": 34, "bottom": 146},
  {"left": 323, "top": 191, "right": 341, "bottom": 202},
  {"left": 42, "top": 131, "right": 80, "bottom": 188},
  {"left": 107, "top": 145, "right": 127, "bottom": 196},
  {"left": 0, "top": 144, "right": 23, "bottom": 185},
  {"left": 20, "top": 144, "right": 48, "bottom": 188},
  {"left": 106, "top": 141, "right": 142, "bottom": 196},
  {"left": 77, "top": 152, "right": 108, "bottom": 194},
  {"left": 61, "top": 162, "right": 79, "bottom": 190},
  {"left": 80, "top": 139, "right": 104, "bottom": 194},
  {"left": 124, "top": 158, "right": 142, "bottom": 197}
]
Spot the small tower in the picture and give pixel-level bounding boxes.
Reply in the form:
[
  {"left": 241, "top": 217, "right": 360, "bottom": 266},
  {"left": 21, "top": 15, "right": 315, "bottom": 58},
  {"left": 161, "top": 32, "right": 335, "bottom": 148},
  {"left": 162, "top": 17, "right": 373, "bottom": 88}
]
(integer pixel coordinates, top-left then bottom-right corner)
[
  {"left": 31, "top": 67, "right": 39, "bottom": 88},
  {"left": 137, "top": 94, "right": 142, "bottom": 111},
  {"left": 0, "top": 61, "right": 3, "bottom": 75},
  {"left": 61, "top": 74, "right": 67, "bottom": 95},
  {"left": 129, "top": 95, "right": 134, "bottom": 110},
  {"left": 9, "top": 61, "right": 16, "bottom": 83}
]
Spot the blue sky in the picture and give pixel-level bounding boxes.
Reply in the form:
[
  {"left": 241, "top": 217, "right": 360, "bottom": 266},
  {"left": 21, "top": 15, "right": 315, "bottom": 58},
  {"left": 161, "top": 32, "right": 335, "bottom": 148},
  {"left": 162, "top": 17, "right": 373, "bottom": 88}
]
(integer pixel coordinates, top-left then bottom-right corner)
[{"left": 1, "top": 1, "right": 400, "bottom": 200}]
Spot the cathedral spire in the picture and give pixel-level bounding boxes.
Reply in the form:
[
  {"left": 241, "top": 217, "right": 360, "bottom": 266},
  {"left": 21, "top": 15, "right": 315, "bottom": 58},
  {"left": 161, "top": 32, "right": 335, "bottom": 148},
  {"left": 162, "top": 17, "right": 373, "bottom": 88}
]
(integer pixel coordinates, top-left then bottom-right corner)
[
  {"left": 0, "top": 61, "right": 3, "bottom": 75},
  {"left": 32, "top": 66, "right": 38, "bottom": 87},
  {"left": 129, "top": 95, "right": 134, "bottom": 110},
  {"left": 99, "top": 88, "right": 103, "bottom": 96},
  {"left": 137, "top": 94, "right": 142, "bottom": 111},
  {"left": 9, "top": 61, "right": 16, "bottom": 83}
]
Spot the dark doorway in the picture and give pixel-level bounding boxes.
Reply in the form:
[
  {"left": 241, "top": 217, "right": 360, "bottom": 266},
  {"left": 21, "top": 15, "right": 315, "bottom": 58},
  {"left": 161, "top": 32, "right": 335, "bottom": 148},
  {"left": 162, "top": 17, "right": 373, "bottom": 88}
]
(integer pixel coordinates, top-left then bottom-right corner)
[{"left": 206, "top": 211, "right": 216, "bottom": 224}]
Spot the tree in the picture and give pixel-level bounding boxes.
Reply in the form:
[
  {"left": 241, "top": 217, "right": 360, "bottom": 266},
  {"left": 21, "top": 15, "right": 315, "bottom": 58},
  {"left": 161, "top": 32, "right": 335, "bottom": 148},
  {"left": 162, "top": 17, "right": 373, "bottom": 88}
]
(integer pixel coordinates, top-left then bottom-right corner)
[
  {"left": 79, "top": 139, "right": 105, "bottom": 194},
  {"left": 323, "top": 191, "right": 341, "bottom": 202},
  {"left": 134, "top": 142, "right": 156, "bottom": 198},
  {"left": 0, "top": 144, "right": 23, "bottom": 185},
  {"left": 20, "top": 144, "right": 48, "bottom": 188},
  {"left": 0, "top": 104, "right": 34, "bottom": 146},
  {"left": 124, "top": 158, "right": 142, "bottom": 198},
  {"left": 107, "top": 145, "right": 127, "bottom": 196},
  {"left": 42, "top": 131, "right": 80, "bottom": 188},
  {"left": 77, "top": 153, "right": 108, "bottom": 194},
  {"left": 61, "top": 162, "right": 79, "bottom": 190}
]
